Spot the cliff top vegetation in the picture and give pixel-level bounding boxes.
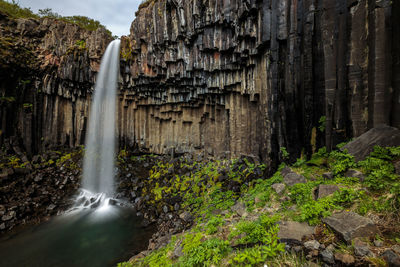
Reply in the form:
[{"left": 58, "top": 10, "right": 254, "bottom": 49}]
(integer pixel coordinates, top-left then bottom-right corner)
[{"left": 0, "top": 0, "right": 112, "bottom": 37}]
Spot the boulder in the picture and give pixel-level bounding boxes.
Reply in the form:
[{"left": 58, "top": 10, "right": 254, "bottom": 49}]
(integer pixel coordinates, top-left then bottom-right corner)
[
  {"left": 322, "top": 211, "right": 378, "bottom": 244},
  {"left": 278, "top": 221, "right": 315, "bottom": 244},
  {"left": 321, "top": 249, "right": 335, "bottom": 264},
  {"left": 382, "top": 250, "right": 400, "bottom": 267},
  {"left": 271, "top": 183, "right": 285, "bottom": 194},
  {"left": 322, "top": 172, "right": 334, "bottom": 180},
  {"left": 282, "top": 168, "right": 306, "bottom": 186},
  {"left": 344, "top": 169, "right": 365, "bottom": 182},
  {"left": 304, "top": 240, "right": 320, "bottom": 250},
  {"left": 353, "top": 239, "right": 372, "bottom": 257},
  {"left": 334, "top": 252, "right": 355, "bottom": 265},
  {"left": 314, "top": 184, "right": 339, "bottom": 200},
  {"left": 393, "top": 245, "right": 400, "bottom": 255},
  {"left": 231, "top": 202, "right": 247, "bottom": 217},
  {"left": 341, "top": 126, "right": 400, "bottom": 161},
  {"left": 179, "top": 211, "right": 193, "bottom": 222}
]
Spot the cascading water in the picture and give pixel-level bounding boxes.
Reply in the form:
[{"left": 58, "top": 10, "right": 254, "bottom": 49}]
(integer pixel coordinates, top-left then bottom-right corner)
[
  {"left": 74, "top": 39, "right": 121, "bottom": 210},
  {"left": 0, "top": 39, "right": 155, "bottom": 267}
]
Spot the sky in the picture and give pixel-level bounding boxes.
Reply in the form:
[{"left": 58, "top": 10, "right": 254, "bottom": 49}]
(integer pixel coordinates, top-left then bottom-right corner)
[{"left": 15, "top": 0, "right": 142, "bottom": 36}]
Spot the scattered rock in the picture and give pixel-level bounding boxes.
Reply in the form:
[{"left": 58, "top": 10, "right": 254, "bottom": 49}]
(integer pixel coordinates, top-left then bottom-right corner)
[
  {"left": 334, "top": 252, "right": 355, "bottom": 266},
  {"left": 283, "top": 169, "right": 306, "bottom": 186},
  {"left": 341, "top": 126, "right": 400, "bottom": 161},
  {"left": 382, "top": 249, "right": 400, "bottom": 267},
  {"left": 322, "top": 172, "right": 333, "bottom": 180},
  {"left": 392, "top": 245, "right": 400, "bottom": 255},
  {"left": 2, "top": 215, "right": 12, "bottom": 221},
  {"left": 278, "top": 221, "right": 315, "bottom": 244},
  {"left": 281, "top": 167, "right": 292, "bottom": 177},
  {"left": 344, "top": 169, "right": 365, "bottom": 182},
  {"left": 307, "top": 262, "right": 320, "bottom": 267},
  {"left": 321, "top": 249, "right": 335, "bottom": 264},
  {"left": 304, "top": 240, "right": 320, "bottom": 250},
  {"left": 271, "top": 183, "right": 285, "bottom": 194},
  {"left": 34, "top": 174, "right": 43, "bottom": 182},
  {"left": 322, "top": 211, "right": 378, "bottom": 244},
  {"left": 172, "top": 244, "right": 183, "bottom": 259},
  {"left": 47, "top": 204, "right": 56, "bottom": 210},
  {"left": 179, "top": 211, "right": 193, "bottom": 222},
  {"left": 174, "top": 203, "right": 180, "bottom": 211},
  {"left": 231, "top": 202, "right": 247, "bottom": 217},
  {"left": 353, "top": 239, "right": 371, "bottom": 257},
  {"left": 314, "top": 184, "right": 339, "bottom": 200},
  {"left": 163, "top": 206, "right": 168, "bottom": 213},
  {"left": 374, "top": 240, "right": 384, "bottom": 247}
]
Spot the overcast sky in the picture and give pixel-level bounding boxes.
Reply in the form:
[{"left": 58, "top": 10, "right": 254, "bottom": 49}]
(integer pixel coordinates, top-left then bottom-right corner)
[{"left": 15, "top": 0, "right": 142, "bottom": 36}]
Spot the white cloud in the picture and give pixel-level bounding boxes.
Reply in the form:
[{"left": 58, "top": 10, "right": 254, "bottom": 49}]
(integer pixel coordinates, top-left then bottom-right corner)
[{"left": 14, "top": 0, "right": 142, "bottom": 36}]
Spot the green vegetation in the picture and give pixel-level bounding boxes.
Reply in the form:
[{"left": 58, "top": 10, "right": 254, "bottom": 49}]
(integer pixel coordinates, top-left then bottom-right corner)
[
  {"left": 0, "top": 0, "right": 112, "bottom": 36},
  {"left": 117, "top": 143, "right": 400, "bottom": 266},
  {"left": 318, "top": 116, "right": 326, "bottom": 132},
  {"left": 0, "top": 0, "right": 38, "bottom": 19}
]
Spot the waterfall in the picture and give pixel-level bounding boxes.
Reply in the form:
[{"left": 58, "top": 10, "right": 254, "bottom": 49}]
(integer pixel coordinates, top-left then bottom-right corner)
[{"left": 74, "top": 39, "right": 120, "bottom": 210}]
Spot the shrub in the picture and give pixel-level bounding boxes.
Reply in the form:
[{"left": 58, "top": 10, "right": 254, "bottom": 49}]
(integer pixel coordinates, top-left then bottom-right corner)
[{"left": 180, "top": 235, "right": 231, "bottom": 267}]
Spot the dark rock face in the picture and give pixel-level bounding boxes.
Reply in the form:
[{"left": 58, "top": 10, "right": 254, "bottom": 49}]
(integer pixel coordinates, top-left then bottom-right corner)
[
  {"left": 1, "top": 1, "right": 400, "bottom": 162},
  {"left": 117, "top": 0, "right": 400, "bottom": 161},
  {"left": 0, "top": 11, "right": 112, "bottom": 155}
]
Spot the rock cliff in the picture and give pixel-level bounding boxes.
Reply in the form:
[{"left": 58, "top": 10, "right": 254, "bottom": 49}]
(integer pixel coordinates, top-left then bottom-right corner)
[
  {"left": 1, "top": 0, "right": 399, "bottom": 163},
  {"left": 0, "top": 11, "right": 112, "bottom": 155},
  {"left": 119, "top": 0, "right": 400, "bottom": 162}
]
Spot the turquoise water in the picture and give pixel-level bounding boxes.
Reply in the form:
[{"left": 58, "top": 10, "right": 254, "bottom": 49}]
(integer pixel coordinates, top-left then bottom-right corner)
[{"left": 0, "top": 206, "right": 154, "bottom": 267}]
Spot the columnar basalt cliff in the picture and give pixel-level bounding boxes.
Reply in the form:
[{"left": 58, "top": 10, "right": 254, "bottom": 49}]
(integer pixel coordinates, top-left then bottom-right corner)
[
  {"left": 119, "top": 0, "right": 400, "bottom": 162},
  {"left": 1, "top": 0, "right": 399, "bottom": 163},
  {"left": 0, "top": 11, "right": 112, "bottom": 155}
]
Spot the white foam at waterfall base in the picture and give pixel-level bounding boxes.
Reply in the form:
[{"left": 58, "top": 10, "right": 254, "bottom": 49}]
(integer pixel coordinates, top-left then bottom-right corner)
[{"left": 71, "top": 39, "right": 121, "bottom": 212}]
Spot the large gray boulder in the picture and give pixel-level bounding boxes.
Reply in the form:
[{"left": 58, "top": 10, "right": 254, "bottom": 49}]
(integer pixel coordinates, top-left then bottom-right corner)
[
  {"left": 341, "top": 126, "right": 400, "bottom": 161},
  {"left": 322, "top": 211, "right": 378, "bottom": 244}
]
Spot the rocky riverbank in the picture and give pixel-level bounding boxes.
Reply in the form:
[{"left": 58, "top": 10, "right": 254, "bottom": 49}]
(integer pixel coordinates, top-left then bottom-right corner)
[{"left": 0, "top": 139, "right": 83, "bottom": 234}]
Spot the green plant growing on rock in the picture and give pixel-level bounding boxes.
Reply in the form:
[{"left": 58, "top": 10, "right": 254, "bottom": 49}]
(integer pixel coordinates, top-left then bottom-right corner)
[
  {"left": 318, "top": 116, "right": 326, "bottom": 132},
  {"left": 205, "top": 215, "right": 225, "bottom": 235},
  {"left": 359, "top": 146, "right": 399, "bottom": 191},
  {"left": 179, "top": 234, "right": 231, "bottom": 267},
  {"left": 230, "top": 244, "right": 284, "bottom": 266},
  {"left": 297, "top": 198, "right": 337, "bottom": 225},
  {"left": 0, "top": 0, "right": 38, "bottom": 19},
  {"left": 280, "top": 147, "right": 290, "bottom": 161},
  {"left": 328, "top": 150, "right": 356, "bottom": 176}
]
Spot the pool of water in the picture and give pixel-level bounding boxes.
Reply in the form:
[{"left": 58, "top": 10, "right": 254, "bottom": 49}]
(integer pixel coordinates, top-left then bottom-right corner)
[{"left": 0, "top": 205, "right": 154, "bottom": 267}]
